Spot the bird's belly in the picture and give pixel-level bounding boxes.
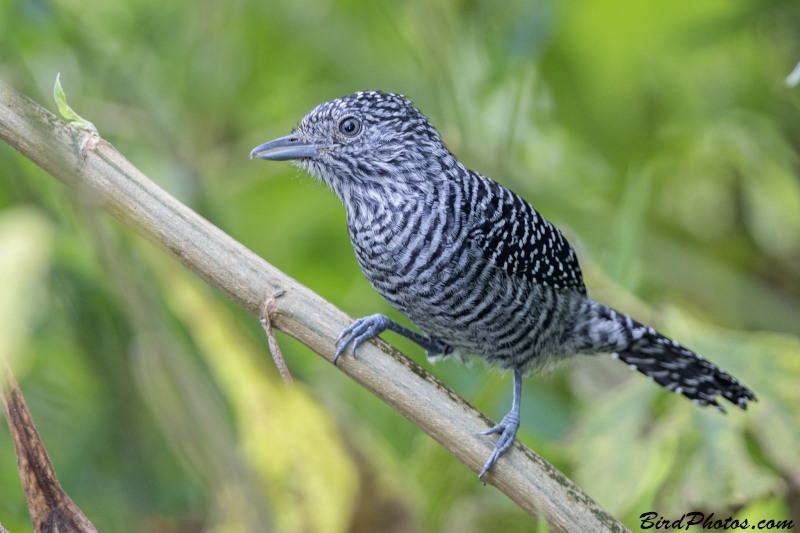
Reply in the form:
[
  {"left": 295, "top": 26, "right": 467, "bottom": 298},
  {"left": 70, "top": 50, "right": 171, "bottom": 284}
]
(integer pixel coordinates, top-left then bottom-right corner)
[{"left": 355, "top": 242, "right": 579, "bottom": 370}]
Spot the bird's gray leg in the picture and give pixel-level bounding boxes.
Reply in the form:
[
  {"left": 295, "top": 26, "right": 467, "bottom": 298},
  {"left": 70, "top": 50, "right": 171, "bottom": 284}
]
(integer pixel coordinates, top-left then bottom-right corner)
[
  {"left": 478, "top": 369, "right": 522, "bottom": 480},
  {"left": 334, "top": 313, "right": 451, "bottom": 364}
]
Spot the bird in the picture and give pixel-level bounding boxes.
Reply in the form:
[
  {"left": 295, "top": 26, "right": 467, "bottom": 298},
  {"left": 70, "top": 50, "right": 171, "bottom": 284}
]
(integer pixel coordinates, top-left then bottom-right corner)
[{"left": 250, "top": 91, "right": 757, "bottom": 480}]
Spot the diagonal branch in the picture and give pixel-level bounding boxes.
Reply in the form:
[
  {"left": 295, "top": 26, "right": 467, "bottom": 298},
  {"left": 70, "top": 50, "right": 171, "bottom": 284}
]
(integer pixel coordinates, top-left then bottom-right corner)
[{"left": 0, "top": 79, "right": 628, "bottom": 533}]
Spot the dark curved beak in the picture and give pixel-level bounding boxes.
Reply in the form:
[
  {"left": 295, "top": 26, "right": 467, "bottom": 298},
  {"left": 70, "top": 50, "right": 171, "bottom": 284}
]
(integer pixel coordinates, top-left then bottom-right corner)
[{"left": 250, "top": 134, "right": 323, "bottom": 161}]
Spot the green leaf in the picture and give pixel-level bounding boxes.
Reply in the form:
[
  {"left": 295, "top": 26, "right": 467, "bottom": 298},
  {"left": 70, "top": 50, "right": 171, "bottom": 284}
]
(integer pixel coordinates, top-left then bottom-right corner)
[
  {"left": 53, "top": 74, "right": 97, "bottom": 134},
  {"left": 0, "top": 207, "right": 55, "bottom": 371}
]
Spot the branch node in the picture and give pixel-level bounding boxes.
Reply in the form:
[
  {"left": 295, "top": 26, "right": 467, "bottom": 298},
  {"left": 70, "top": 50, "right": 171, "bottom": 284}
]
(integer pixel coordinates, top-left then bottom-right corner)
[{"left": 260, "top": 289, "right": 293, "bottom": 387}]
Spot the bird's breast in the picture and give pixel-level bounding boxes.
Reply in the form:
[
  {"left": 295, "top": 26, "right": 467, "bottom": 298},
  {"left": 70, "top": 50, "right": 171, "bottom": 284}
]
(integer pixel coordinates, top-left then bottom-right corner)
[{"left": 347, "top": 199, "right": 499, "bottom": 346}]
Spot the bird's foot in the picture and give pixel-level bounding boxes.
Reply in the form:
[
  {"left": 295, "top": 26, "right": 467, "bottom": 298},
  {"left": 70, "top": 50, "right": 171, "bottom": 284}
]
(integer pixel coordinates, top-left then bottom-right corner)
[
  {"left": 334, "top": 314, "right": 390, "bottom": 365},
  {"left": 478, "top": 411, "right": 520, "bottom": 481}
]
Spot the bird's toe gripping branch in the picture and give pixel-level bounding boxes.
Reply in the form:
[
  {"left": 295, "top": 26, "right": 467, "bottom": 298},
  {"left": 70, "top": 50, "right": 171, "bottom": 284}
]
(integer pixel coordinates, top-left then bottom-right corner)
[
  {"left": 478, "top": 411, "right": 521, "bottom": 480},
  {"left": 334, "top": 314, "right": 391, "bottom": 364}
]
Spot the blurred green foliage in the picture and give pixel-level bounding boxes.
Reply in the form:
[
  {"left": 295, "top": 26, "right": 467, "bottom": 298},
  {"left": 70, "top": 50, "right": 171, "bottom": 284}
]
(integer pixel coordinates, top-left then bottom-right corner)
[{"left": 1, "top": 0, "right": 799, "bottom": 531}]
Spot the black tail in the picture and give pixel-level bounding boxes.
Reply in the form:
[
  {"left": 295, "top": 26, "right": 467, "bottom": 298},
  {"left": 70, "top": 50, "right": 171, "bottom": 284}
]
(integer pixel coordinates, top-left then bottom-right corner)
[
  {"left": 576, "top": 302, "right": 757, "bottom": 411},
  {"left": 613, "top": 328, "right": 756, "bottom": 412}
]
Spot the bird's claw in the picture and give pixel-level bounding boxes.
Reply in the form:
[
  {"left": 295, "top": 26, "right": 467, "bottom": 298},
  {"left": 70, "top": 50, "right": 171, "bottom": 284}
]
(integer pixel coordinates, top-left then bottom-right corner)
[
  {"left": 478, "top": 412, "right": 520, "bottom": 481},
  {"left": 333, "top": 314, "right": 388, "bottom": 365}
]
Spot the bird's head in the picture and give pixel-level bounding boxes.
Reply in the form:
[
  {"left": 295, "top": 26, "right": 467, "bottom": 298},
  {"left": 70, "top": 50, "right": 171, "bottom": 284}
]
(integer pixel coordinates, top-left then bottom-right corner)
[{"left": 250, "top": 91, "right": 454, "bottom": 196}]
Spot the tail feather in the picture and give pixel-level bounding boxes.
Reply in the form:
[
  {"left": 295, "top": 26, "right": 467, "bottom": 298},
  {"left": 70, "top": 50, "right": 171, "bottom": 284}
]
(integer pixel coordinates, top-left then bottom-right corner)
[
  {"left": 577, "top": 302, "right": 757, "bottom": 411},
  {"left": 612, "top": 330, "right": 756, "bottom": 411}
]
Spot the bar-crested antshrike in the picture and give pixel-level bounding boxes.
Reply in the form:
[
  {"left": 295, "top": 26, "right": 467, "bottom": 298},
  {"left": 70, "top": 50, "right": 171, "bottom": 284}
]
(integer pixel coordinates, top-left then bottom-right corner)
[{"left": 251, "top": 91, "right": 756, "bottom": 480}]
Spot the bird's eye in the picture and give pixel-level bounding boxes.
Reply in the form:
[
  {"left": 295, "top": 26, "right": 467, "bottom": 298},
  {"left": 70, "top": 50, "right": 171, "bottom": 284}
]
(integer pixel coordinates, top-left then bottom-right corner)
[{"left": 338, "top": 117, "right": 361, "bottom": 137}]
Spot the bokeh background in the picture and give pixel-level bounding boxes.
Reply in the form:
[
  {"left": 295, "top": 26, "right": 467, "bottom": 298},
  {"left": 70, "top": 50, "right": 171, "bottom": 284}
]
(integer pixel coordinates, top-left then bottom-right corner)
[{"left": 1, "top": 0, "right": 799, "bottom": 531}]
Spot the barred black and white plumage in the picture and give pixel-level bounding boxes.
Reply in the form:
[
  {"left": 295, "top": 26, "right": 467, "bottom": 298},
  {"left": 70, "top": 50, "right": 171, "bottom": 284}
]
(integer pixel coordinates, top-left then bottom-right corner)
[{"left": 251, "top": 90, "right": 756, "bottom": 479}]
